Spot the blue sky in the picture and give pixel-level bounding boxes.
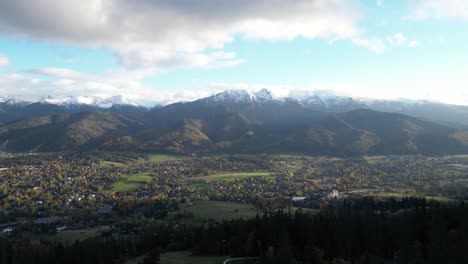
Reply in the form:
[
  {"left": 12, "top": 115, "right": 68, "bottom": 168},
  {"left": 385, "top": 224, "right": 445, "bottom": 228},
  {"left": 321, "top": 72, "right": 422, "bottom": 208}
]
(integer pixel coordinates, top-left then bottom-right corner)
[{"left": 0, "top": 0, "right": 468, "bottom": 105}]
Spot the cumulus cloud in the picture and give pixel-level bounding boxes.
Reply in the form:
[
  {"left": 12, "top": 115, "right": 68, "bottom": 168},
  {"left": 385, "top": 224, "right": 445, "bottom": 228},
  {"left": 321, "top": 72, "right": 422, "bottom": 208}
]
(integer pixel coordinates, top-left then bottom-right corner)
[
  {"left": 0, "top": 54, "right": 10, "bottom": 66},
  {"left": 407, "top": 0, "right": 468, "bottom": 20},
  {"left": 0, "top": 0, "right": 371, "bottom": 70}
]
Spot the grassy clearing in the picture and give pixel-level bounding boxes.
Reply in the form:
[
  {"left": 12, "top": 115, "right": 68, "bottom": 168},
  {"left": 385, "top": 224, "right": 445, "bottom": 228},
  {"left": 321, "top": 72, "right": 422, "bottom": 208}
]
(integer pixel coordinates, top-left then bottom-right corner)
[
  {"left": 364, "top": 156, "right": 387, "bottom": 165},
  {"left": 373, "top": 192, "right": 456, "bottom": 202},
  {"left": 25, "top": 228, "right": 101, "bottom": 245},
  {"left": 158, "top": 251, "right": 224, "bottom": 264},
  {"left": 111, "top": 172, "right": 152, "bottom": 192},
  {"left": 96, "top": 160, "right": 124, "bottom": 168},
  {"left": 440, "top": 165, "right": 468, "bottom": 177},
  {"left": 295, "top": 207, "right": 320, "bottom": 215},
  {"left": 375, "top": 192, "right": 413, "bottom": 198},
  {"left": 194, "top": 171, "right": 273, "bottom": 182},
  {"left": 125, "top": 251, "right": 224, "bottom": 264},
  {"left": 424, "top": 196, "right": 456, "bottom": 202},
  {"left": 450, "top": 154, "right": 468, "bottom": 159},
  {"left": 169, "top": 201, "right": 319, "bottom": 223},
  {"left": 147, "top": 153, "right": 186, "bottom": 162},
  {"left": 448, "top": 163, "right": 468, "bottom": 168},
  {"left": 169, "top": 201, "right": 258, "bottom": 222}
]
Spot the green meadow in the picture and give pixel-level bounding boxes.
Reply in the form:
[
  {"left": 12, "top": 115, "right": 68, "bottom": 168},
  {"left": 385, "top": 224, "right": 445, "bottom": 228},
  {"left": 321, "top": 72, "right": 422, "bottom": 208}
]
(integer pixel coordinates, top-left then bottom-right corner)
[
  {"left": 193, "top": 171, "right": 274, "bottom": 182},
  {"left": 147, "top": 153, "right": 186, "bottom": 162},
  {"left": 169, "top": 201, "right": 259, "bottom": 222},
  {"left": 111, "top": 172, "right": 153, "bottom": 192}
]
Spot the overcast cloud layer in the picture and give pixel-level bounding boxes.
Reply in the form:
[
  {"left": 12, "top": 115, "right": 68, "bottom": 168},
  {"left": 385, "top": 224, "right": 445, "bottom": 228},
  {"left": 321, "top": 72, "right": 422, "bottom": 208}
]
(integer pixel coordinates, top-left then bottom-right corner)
[{"left": 0, "top": 0, "right": 363, "bottom": 69}]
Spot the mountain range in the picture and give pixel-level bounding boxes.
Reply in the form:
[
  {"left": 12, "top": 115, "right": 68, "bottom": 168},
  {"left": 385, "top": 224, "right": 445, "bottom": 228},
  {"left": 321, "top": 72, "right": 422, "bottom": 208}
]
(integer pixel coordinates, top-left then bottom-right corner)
[{"left": 2, "top": 89, "right": 468, "bottom": 155}]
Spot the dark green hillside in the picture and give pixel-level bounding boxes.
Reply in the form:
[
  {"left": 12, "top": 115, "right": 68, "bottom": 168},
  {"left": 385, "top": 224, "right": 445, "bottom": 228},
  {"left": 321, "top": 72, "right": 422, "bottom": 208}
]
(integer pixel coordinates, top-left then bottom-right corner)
[
  {"left": 0, "top": 111, "right": 141, "bottom": 152},
  {"left": 2, "top": 104, "right": 468, "bottom": 156}
]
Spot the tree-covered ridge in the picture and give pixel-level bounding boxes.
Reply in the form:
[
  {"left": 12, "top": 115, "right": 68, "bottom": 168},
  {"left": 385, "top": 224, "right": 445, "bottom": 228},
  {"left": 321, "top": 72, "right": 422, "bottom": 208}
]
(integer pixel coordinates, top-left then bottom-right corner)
[{"left": 3, "top": 101, "right": 468, "bottom": 155}]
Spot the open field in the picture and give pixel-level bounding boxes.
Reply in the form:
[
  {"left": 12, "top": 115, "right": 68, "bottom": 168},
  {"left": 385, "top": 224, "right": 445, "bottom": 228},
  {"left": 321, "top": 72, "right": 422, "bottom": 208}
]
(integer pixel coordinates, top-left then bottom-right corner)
[
  {"left": 96, "top": 160, "right": 125, "bottom": 168},
  {"left": 364, "top": 156, "right": 387, "bottom": 164},
  {"left": 447, "top": 163, "right": 468, "bottom": 169},
  {"left": 147, "top": 153, "right": 186, "bottom": 162},
  {"left": 169, "top": 201, "right": 259, "bottom": 222},
  {"left": 24, "top": 228, "right": 101, "bottom": 245},
  {"left": 160, "top": 251, "right": 224, "bottom": 264},
  {"left": 449, "top": 154, "right": 468, "bottom": 159},
  {"left": 367, "top": 191, "right": 456, "bottom": 202},
  {"left": 111, "top": 172, "right": 153, "bottom": 192},
  {"left": 168, "top": 201, "right": 318, "bottom": 223},
  {"left": 125, "top": 251, "right": 224, "bottom": 264},
  {"left": 193, "top": 171, "right": 273, "bottom": 182},
  {"left": 295, "top": 207, "right": 320, "bottom": 215}
]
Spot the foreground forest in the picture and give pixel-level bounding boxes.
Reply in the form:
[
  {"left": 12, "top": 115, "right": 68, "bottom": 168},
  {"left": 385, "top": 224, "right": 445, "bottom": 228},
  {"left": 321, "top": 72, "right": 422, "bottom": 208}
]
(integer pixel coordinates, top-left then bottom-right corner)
[{"left": 1, "top": 198, "right": 467, "bottom": 263}]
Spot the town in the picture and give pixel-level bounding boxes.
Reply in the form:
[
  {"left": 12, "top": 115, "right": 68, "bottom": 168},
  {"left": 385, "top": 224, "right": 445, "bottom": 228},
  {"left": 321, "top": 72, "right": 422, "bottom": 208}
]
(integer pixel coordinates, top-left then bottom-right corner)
[{"left": 1, "top": 152, "right": 467, "bottom": 240}]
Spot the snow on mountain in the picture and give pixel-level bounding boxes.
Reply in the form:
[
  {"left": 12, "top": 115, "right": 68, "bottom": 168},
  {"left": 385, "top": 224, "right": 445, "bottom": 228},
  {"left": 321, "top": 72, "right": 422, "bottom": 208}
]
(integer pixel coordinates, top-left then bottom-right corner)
[
  {"left": 0, "top": 97, "right": 31, "bottom": 106},
  {"left": 198, "top": 88, "right": 368, "bottom": 112},
  {"left": 202, "top": 89, "right": 255, "bottom": 103},
  {"left": 39, "top": 95, "right": 140, "bottom": 108},
  {"left": 292, "top": 90, "right": 366, "bottom": 111},
  {"left": 254, "top": 88, "right": 276, "bottom": 102},
  {"left": 200, "top": 88, "right": 282, "bottom": 104},
  {"left": 0, "top": 89, "right": 449, "bottom": 112}
]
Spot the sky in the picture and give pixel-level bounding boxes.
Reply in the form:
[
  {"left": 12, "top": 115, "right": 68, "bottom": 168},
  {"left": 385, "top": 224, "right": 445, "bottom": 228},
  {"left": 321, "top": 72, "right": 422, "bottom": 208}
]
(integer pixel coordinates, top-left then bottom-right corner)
[{"left": 0, "top": 0, "right": 468, "bottom": 106}]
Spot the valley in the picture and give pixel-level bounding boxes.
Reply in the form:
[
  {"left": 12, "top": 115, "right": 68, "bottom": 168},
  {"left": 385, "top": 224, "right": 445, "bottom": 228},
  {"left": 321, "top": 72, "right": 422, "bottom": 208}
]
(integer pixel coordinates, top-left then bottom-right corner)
[
  {"left": 1, "top": 151, "right": 467, "bottom": 227},
  {"left": 1, "top": 151, "right": 467, "bottom": 263},
  {"left": 2, "top": 90, "right": 468, "bottom": 263}
]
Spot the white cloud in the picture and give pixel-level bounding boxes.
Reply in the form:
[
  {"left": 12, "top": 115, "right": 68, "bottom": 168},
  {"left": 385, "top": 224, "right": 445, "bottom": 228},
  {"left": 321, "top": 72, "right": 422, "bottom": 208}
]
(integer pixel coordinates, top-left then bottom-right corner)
[
  {"left": 388, "top": 33, "right": 406, "bottom": 46},
  {"left": 408, "top": 40, "right": 420, "bottom": 48},
  {"left": 0, "top": 54, "right": 10, "bottom": 66},
  {"left": 0, "top": 66, "right": 242, "bottom": 105},
  {"left": 28, "top": 68, "right": 83, "bottom": 78},
  {"left": 352, "top": 37, "right": 386, "bottom": 53},
  {"left": 407, "top": 0, "right": 468, "bottom": 20},
  {"left": 116, "top": 49, "right": 246, "bottom": 70},
  {"left": 0, "top": 67, "right": 157, "bottom": 104},
  {"left": 387, "top": 33, "right": 420, "bottom": 48},
  {"left": 0, "top": 0, "right": 375, "bottom": 70}
]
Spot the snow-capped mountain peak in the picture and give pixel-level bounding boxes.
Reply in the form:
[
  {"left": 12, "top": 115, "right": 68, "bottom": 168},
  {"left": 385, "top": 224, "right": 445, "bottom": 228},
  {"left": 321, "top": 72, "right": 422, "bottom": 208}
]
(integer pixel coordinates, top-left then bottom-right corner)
[
  {"left": 206, "top": 89, "right": 255, "bottom": 103},
  {"left": 254, "top": 88, "right": 276, "bottom": 101},
  {"left": 40, "top": 95, "right": 139, "bottom": 108},
  {"left": 0, "top": 97, "right": 31, "bottom": 106},
  {"left": 202, "top": 88, "right": 280, "bottom": 104}
]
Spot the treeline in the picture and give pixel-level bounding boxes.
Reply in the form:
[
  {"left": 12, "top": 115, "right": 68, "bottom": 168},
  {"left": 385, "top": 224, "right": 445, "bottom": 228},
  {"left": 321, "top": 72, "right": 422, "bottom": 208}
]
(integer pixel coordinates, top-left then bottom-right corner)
[
  {"left": 1, "top": 198, "right": 467, "bottom": 263},
  {"left": 192, "top": 197, "right": 468, "bottom": 263}
]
